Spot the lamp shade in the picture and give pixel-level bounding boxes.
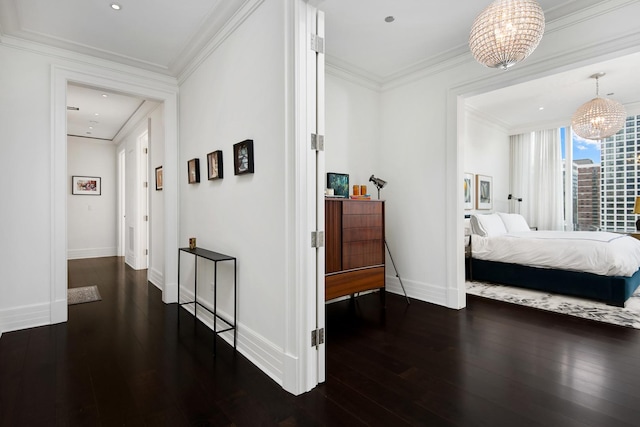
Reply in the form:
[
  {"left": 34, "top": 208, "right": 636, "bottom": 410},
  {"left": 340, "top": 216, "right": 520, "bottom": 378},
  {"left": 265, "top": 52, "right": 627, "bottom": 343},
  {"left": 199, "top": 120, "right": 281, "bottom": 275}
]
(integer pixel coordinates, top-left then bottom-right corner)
[
  {"left": 633, "top": 197, "right": 640, "bottom": 215},
  {"left": 469, "top": 0, "right": 545, "bottom": 70}
]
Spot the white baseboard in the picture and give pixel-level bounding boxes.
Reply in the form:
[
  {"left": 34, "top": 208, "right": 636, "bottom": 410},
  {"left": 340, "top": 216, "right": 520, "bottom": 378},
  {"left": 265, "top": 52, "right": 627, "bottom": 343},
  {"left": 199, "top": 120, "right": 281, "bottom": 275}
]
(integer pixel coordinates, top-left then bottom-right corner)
[
  {"left": 178, "top": 287, "right": 284, "bottom": 386},
  {"left": 0, "top": 301, "right": 50, "bottom": 334},
  {"left": 148, "top": 267, "right": 164, "bottom": 291},
  {"left": 67, "top": 247, "right": 117, "bottom": 260},
  {"left": 386, "top": 275, "right": 448, "bottom": 307}
]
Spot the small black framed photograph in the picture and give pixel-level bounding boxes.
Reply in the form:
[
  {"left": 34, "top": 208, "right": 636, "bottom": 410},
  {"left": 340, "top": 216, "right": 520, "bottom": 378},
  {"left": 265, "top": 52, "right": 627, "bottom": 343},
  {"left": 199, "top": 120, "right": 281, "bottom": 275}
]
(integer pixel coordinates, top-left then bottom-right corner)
[
  {"left": 233, "top": 139, "right": 254, "bottom": 175},
  {"left": 155, "top": 166, "right": 163, "bottom": 190},
  {"left": 207, "top": 150, "right": 223, "bottom": 180},
  {"left": 187, "top": 158, "right": 200, "bottom": 184},
  {"left": 327, "top": 172, "right": 349, "bottom": 197},
  {"left": 72, "top": 176, "right": 101, "bottom": 195}
]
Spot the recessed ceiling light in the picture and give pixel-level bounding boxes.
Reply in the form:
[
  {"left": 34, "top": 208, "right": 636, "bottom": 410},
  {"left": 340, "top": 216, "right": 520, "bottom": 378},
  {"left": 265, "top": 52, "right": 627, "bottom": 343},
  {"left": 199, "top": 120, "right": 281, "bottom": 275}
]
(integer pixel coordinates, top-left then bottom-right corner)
[
  {"left": 94, "top": 113, "right": 100, "bottom": 116},
  {"left": 111, "top": 4, "right": 121, "bottom": 11},
  {"left": 89, "top": 126, "right": 94, "bottom": 129},
  {"left": 101, "top": 94, "right": 108, "bottom": 98},
  {"left": 539, "top": 106, "right": 544, "bottom": 111},
  {"left": 384, "top": 16, "right": 395, "bottom": 23}
]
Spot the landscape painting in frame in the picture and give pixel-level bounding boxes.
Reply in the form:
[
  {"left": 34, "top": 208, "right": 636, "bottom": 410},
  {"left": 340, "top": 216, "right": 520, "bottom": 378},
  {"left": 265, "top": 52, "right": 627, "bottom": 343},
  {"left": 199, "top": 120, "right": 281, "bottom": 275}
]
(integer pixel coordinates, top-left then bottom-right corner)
[
  {"left": 476, "top": 174, "right": 492, "bottom": 210},
  {"left": 464, "top": 173, "right": 473, "bottom": 210},
  {"left": 72, "top": 176, "right": 101, "bottom": 195}
]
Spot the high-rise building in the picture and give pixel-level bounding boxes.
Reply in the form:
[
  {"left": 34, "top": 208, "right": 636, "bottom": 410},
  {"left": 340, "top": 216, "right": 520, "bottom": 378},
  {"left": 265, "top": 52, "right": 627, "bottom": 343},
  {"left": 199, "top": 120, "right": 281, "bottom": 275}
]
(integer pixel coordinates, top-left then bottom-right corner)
[
  {"left": 575, "top": 159, "right": 600, "bottom": 231},
  {"left": 600, "top": 115, "right": 640, "bottom": 231}
]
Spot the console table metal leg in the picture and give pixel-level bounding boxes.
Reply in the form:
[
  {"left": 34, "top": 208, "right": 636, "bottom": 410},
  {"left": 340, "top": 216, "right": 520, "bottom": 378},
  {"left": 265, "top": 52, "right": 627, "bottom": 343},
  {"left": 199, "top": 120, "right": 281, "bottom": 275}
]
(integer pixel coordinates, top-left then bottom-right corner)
[
  {"left": 234, "top": 258, "right": 237, "bottom": 349},
  {"left": 213, "top": 261, "right": 218, "bottom": 356},
  {"left": 177, "top": 249, "right": 181, "bottom": 326},
  {"left": 194, "top": 256, "right": 198, "bottom": 326}
]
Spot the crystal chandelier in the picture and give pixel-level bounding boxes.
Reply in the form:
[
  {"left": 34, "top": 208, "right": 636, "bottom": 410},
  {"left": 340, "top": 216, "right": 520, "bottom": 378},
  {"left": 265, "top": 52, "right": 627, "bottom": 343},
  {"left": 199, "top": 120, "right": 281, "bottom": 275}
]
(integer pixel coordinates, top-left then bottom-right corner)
[
  {"left": 469, "top": 0, "right": 545, "bottom": 70},
  {"left": 571, "top": 73, "right": 626, "bottom": 140}
]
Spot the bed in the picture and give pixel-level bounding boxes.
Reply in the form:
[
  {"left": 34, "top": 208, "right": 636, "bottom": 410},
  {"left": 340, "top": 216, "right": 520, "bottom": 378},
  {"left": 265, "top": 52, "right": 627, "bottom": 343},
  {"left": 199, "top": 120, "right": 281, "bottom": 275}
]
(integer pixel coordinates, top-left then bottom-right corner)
[{"left": 468, "top": 212, "right": 640, "bottom": 307}]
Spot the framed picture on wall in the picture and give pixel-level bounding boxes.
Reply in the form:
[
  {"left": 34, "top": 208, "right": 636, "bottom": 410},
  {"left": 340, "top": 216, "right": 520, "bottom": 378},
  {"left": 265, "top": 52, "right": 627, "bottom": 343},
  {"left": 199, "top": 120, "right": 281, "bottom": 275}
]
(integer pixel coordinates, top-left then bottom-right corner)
[
  {"left": 476, "top": 174, "right": 492, "bottom": 210},
  {"left": 72, "top": 176, "right": 101, "bottom": 195},
  {"left": 233, "top": 139, "right": 254, "bottom": 175},
  {"left": 207, "top": 150, "right": 223, "bottom": 180},
  {"left": 464, "top": 173, "right": 474, "bottom": 210},
  {"left": 188, "top": 158, "right": 200, "bottom": 184},
  {"left": 155, "top": 166, "right": 163, "bottom": 190}
]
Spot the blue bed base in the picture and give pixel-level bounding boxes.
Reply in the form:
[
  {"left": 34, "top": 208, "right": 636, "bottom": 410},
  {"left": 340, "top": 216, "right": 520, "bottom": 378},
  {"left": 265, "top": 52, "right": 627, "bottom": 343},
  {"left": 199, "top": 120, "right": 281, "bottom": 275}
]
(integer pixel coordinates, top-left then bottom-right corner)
[{"left": 471, "top": 258, "right": 640, "bottom": 307}]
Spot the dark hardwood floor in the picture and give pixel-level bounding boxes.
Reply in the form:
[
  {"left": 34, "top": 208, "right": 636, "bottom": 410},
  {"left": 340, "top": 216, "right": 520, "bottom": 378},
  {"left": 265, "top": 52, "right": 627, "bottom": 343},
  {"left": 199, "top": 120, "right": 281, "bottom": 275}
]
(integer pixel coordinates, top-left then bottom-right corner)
[{"left": 2, "top": 257, "right": 640, "bottom": 426}]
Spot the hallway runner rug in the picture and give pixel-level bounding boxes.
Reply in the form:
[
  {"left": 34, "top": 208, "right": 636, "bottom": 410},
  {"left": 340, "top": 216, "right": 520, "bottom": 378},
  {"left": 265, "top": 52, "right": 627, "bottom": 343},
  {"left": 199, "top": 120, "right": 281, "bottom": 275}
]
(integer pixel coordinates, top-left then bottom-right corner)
[
  {"left": 68, "top": 285, "right": 102, "bottom": 305},
  {"left": 466, "top": 281, "right": 640, "bottom": 329}
]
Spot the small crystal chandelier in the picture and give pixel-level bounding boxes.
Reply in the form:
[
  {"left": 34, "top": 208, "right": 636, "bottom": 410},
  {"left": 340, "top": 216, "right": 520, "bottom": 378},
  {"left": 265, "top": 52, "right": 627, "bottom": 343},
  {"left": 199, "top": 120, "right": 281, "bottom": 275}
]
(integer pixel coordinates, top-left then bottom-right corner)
[
  {"left": 571, "top": 73, "right": 626, "bottom": 140},
  {"left": 469, "top": 0, "right": 545, "bottom": 70}
]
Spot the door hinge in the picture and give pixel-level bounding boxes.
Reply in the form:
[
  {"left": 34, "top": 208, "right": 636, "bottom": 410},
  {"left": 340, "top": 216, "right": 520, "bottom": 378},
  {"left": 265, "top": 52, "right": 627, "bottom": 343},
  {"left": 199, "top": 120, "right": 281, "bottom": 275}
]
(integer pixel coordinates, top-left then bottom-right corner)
[
  {"left": 143, "top": 181, "right": 148, "bottom": 188},
  {"left": 144, "top": 215, "right": 148, "bottom": 221},
  {"left": 143, "top": 148, "right": 148, "bottom": 154},
  {"left": 145, "top": 249, "right": 148, "bottom": 255},
  {"left": 311, "top": 328, "right": 325, "bottom": 347},
  {"left": 310, "top": 34, "right": 324, "bottom": 54},
  {"left": 311, "top": 231, "right": 324, "bottom": 248},
  {"left": 311, "top": 133, "right": 324, "bottom": 151}
]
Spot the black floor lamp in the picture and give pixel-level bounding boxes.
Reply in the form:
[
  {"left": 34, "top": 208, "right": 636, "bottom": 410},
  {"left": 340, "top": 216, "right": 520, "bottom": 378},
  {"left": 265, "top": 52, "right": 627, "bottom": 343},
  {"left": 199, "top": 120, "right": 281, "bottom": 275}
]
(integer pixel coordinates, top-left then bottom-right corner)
[{"left": 369, "top": 175, "right": 410, "bottom": 304}]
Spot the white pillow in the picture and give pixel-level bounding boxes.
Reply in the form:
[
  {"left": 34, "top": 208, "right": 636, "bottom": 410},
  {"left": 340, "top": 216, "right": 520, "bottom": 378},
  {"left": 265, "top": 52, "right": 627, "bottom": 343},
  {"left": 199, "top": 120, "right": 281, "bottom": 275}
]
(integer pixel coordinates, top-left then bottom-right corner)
[
  {"left": 470, "top": 213, "right": 508, "bottom": 237},
  {"left": 498, "top": 212, "right": 530, "bottom": 232}
]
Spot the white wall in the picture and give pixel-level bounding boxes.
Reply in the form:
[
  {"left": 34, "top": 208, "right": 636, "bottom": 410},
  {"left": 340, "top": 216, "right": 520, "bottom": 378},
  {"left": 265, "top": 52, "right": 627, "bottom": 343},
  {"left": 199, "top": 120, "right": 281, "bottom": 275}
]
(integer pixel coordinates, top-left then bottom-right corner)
[
  {"left": 463, "top": 111, "right": 510, "bottom": 215},
  {"left": 325, "top": 72, "right": 381, "bottom": 194},
  {"left": 67, "top": 137, "right": 117, "bottom": 259},
  {"left": 178, "top": 0, "right": 290, "bottom": 386},
  {"left": 0, "top": 45, "right": 53, "bottom": 331}
]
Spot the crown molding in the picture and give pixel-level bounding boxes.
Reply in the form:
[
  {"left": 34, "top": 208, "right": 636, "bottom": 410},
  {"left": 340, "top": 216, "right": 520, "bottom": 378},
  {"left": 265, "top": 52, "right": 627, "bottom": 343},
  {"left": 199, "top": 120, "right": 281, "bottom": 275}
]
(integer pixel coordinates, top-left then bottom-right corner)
[
  {"left": 176, "top": 0, "right": 266, "bottom": 85},
  {"left": 1, "top": 35, "right": 178, "bottom": 89},
  {"left": 325, "top": 60, "right": 381, "bottom": 92}
]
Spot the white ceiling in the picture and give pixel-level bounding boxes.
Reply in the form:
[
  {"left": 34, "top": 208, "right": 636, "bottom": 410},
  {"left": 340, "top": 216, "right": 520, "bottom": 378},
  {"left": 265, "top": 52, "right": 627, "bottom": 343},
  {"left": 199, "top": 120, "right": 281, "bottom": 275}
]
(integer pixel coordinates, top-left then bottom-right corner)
[
  {"left": 66, "top": 84, "right": 146, "bottom": 141},
  {"left": 1, "top": 0, "right": 638, "bottom": 136}
]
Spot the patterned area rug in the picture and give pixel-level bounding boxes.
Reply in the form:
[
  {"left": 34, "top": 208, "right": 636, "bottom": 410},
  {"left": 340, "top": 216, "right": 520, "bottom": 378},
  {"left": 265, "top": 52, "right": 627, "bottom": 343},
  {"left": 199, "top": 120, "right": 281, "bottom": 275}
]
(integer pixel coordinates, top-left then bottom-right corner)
[
  {"left": 68, "top": 285, "right": 102, "bottom": 305},
  {"left": 466, "top": 281, "right": 640, "bottom": 329}
]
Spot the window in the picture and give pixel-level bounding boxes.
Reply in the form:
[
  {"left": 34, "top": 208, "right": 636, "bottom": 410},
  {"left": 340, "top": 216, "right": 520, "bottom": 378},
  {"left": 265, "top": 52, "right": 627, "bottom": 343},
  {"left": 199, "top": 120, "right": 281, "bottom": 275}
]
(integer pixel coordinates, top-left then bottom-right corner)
[{"left": 564, "top": 115, "right": 640, "bottom": 232}]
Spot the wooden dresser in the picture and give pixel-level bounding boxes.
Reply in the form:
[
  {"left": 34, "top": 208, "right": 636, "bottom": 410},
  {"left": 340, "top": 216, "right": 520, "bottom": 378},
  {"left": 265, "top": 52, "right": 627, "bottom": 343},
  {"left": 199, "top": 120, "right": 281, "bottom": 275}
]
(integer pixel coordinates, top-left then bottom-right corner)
[{"left": 325, "top": 199, "right": 385, "bottom": 302}]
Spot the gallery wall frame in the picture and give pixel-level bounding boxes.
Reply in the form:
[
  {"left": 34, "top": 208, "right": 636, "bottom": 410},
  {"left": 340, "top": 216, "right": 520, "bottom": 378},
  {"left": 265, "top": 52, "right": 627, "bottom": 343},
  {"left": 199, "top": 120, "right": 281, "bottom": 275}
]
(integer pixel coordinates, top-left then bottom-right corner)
[
  {"left": 233, "top": 139, "right": 254, "bottom": 175},
  {"left": 188, "top": 158, "right": 200, "bottom": 184},
  {"left": 476, "top": 174, "right": 493, "bottom": 210},
  {"left": 72, "top": 175, "right": 101, "bottom": 195},
  {"left": 155, "top": 166, "right": 163, "bottom": 190},
  {"left": 464, "top": 173, "right": 474, "bottom": 210},
  {"left": 207, "top": 150, "right": 223, "bottom": 180}
]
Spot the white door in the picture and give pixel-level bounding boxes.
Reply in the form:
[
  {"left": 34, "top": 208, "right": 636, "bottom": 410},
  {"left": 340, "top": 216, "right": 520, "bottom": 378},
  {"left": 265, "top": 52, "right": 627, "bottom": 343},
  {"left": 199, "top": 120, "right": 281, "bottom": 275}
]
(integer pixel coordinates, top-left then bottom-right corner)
[{"left": 308, "top": 5, "right": 326, "bottom": 385}]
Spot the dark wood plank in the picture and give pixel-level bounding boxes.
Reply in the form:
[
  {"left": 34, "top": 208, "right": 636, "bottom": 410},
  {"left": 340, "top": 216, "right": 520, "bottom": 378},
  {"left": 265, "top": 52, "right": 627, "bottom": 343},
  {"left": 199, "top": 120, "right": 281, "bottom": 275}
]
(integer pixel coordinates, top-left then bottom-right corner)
[{"left": 2, "top": 257, "right": 640, "bottom": 426}]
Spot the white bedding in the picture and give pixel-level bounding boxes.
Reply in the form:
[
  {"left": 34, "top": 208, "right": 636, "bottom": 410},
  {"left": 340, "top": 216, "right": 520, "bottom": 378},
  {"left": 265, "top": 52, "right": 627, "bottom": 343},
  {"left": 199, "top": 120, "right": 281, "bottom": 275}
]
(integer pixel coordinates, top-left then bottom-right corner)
[{"left": 472, "top": 231, "right": 640, "bottom": 277}]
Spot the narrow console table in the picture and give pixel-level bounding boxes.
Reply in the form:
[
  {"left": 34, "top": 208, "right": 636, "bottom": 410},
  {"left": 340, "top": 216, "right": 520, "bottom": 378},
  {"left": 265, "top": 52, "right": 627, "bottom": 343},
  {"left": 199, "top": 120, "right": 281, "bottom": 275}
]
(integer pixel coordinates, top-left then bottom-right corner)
[{"left": 177, "top": 247, "right": 237, "bottom": 354}]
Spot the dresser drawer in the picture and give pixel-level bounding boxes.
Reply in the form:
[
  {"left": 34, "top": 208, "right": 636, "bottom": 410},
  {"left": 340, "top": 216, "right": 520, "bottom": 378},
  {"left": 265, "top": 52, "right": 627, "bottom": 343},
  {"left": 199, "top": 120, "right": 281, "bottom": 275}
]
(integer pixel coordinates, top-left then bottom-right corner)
[{"left": 342, "top": 201, "right": 383, "bottom": 215}]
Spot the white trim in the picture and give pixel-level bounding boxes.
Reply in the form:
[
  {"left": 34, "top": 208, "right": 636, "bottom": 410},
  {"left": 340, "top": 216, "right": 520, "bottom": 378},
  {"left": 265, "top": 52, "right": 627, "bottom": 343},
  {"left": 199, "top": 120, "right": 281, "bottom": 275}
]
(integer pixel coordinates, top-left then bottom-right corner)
[
  {"left": 51, "top": 64, "right": 180, "bottom": 324},
  {"left": 148, "top": 267, "right": 164, "bottom": 290},
  {"left": 0, "top": 302, "right": 51, "bottom": 334},
  {"left": 67, "top": 247, "right": 118, "bottom": 260},
  {"left": 177, "top": 0, "right": 267, "bottom": 84},
  {"left": 385, "top": 276, "right": 448, "bottom": 307}
]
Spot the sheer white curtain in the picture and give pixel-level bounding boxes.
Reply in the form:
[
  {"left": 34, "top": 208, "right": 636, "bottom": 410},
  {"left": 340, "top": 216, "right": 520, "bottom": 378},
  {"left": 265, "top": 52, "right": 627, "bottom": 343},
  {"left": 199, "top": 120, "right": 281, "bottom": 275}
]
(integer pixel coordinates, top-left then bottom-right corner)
[{"left": 509, "top": 129, "right": 564, "bottom": 230}]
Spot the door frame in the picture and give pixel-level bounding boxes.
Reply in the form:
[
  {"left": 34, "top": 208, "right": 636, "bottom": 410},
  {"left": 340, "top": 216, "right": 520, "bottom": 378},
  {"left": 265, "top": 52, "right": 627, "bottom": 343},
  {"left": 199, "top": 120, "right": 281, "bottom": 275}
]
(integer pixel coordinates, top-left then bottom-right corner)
[{"left": 51, "top": 65, "right": 180, "bottom": 323}]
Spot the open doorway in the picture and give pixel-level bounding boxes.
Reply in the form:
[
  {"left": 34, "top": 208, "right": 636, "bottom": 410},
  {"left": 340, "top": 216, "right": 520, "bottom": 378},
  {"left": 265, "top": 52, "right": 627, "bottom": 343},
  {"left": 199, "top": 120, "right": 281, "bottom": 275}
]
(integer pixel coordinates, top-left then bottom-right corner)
[{"left": 52, "top": 66, "right": 179, "bottom": 325}]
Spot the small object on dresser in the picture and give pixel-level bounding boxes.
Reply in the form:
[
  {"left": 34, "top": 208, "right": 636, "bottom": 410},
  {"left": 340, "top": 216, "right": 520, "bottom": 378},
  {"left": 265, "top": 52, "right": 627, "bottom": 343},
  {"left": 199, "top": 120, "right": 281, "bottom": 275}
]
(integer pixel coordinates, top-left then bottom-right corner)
[
  {"left": 353, "top": 185, "right": 360, "bottom": 196},
  {"left": 189, "top": 238, "right": 196, "bottom": 250}
]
